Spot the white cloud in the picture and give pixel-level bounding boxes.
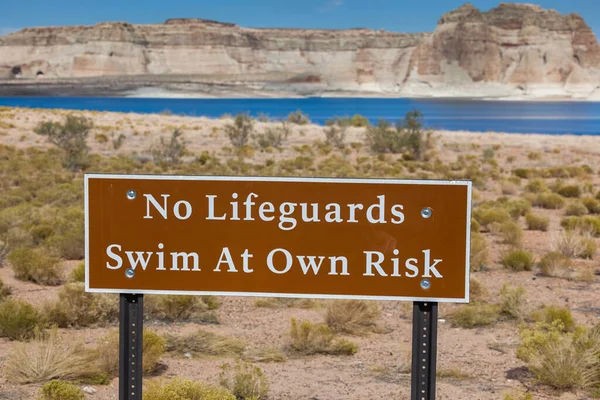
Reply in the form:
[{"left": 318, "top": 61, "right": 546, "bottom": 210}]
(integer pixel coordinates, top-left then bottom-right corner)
[
  {"left": 317, "top": 0, "right": 344, "bottom": 13},
  {"left": 0, "top": 27, "right": 19, "bottom": 36}
]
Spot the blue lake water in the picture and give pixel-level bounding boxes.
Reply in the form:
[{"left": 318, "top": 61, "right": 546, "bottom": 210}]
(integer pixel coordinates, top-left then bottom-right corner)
[{"left": 1, "top": 97, "right": 600, "bottom": 135}]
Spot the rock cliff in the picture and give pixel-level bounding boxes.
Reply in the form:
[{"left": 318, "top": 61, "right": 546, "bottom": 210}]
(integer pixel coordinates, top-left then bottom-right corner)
[{"left": 1, "top": 3, "right": 599, "bottom": 98}]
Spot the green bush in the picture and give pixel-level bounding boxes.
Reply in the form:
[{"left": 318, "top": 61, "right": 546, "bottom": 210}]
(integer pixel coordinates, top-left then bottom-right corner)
[
  {"left": 498, "top": 221, "right": 523, "bottom": 247},
  {"left": 564, "top": 201, "right": 588, "bottom": 216},
  {"left": 150, "top": 129, "right": 187, "bottom": 166},
  {"left": 533, "top": 193, "right": 565, "bottom": 209},
  {"left": 532, "top": 306, "right": 575, "bottom": 332},
  {"left": 560, "top": 216, "right": 600, "bottom": 236},
  {"left": 45, "top": 283, "right": 118, "bottom": 328},
  {"left": 39, "top": 380, "right": 85, "bottom": 400},
  {"left": 517, "top": 322, "right": 597, "bottom": 389},
  {"left": 0, "top": 299, "right": 44, "bottom": 340},
  {"left": 350, "top": 114, "right": 369, "bottom": 127},
  {"left": 143, "top": 378, "right": 235, "bottom": 400},
  {"left": 7, "top": 247, "right": 61, "bottom": 285},
  {"left": 525, "top": 213, "right": 549, "bottom": 231},
  {"left": 557, "top": 185, "right": 581, "bottom": 198},
  {"left": 501, "top": 249, "right": 535, "bottom": 271},
  {"left": 69, "top": 262, "right": 85, "bottom": 282},
  {"left": 525, "top": 179, "right": 547, "bottom": 193},
  {"left": 472, "top": 207, "right": 511, "bottom": 229},
  {"left": 582, "top": 197, "right": 600, "bottom": 214},
  {"left": 34, "top": 115, "right": 92, "bottom": 171},
  {"left": 470, "top": 232, "right": 488, "bottom": 271},
  {"left": 226, "top": 114, "right": 254, "bottom": 148},
  {"left": 449, "top": 303, "right": 500, "bottom": 329},
  {"left": 287, "top": 110, "right": 310, "bottom": 125},
  {"left": 219, "top": 361, "right": 269, "bottom": 400},
  {"left": 365, "top": 111, "right": 432, "bottom": 160}
]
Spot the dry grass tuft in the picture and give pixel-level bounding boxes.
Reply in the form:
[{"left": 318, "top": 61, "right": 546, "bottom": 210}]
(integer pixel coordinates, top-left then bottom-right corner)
[
  {"left": 243, "top": 347, "right": 287, "bottom": 363},
  {"left": 165, "top": 329, "right": 246, "bottom": 357},
  {"left": 143, "top": 378, "right": 235, "bottom": 400},
  {"left": 5, "top": 332, "right": 94, "bottom": 384},
  {"left": 500, "top": 284, "right": 528, "bottom": 321},
  {"left": 551, "top": 229, "right": 597, "bottom": 259},
  {"left": 287, "top": 318, "right": 357, "bottom": 356},
  {"left": 254, "top": 297, "right": 319, "bottom": 309},
  {"left": 325, "top": 300, "right": 382, "bottom": 335},
  {"left": 525, "top": 213, "right": 549, "bottom": 231},
  {"left": 219, "top": 360, "right": 269, "bottom": 400},
  {"left": 469, "top": 277, "right": 489, "bottom": 302},
  {"left": 448, "top": 303, "right": 501, "bottom": 329},
  {"left": 145, "top": 295, "right": 218, "bottom": 323}
]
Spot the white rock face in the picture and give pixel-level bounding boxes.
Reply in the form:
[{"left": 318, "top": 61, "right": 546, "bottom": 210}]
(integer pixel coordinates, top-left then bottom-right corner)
[{"left": 1, "top": 4, "right": 599, "bottom": 99}]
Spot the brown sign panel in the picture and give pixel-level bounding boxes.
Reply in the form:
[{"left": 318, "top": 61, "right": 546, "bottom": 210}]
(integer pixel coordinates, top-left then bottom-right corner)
[{"left": 85, "top": 175, "right": 471, "bottom": 303}]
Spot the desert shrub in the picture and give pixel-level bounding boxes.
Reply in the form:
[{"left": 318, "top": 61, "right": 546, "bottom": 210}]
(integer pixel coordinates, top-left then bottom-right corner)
[
  {"left": 469, "top": 277, "right": 488, "bottom": 302},
  {"left": 557, "top": 185, "right": 581, "bottom": 198},
  {"left": 560, "top": 216, "right": 600, "bottom": 236},
  {"left": 582, "top": 197, "right": 600, "bottom": 214},
  {"left": 564, "top": 201, "right": 588, "bottom": 216},
  {"left": 165, "top": 329, "right": 245, "bottom": 357},
  {"left": 7, "top": 247, "right": 61, "bottom": 285},
  {"left": 500, "top": 181, "right": 518, "bottom": 195},
  {"left": 288, "top": 318, "right": 357, "bottom": 355},
  {"left": 111, "top": 133, "right": 126, "bottom": 150},
  {"left": 500, "top": 198, "right": 532, "bottom": 219},
  {"left": 532, "top": 306, "right": 575, "bottom": 333},
  {"left": 254, "top": 125, "right": 289, "bottom": 149},
  {"left": 516, "top": 322, "right": 598, "bottom": 389},
  {"left": 366, "top": 111, "right": 432, "bottom": 160},
  {"left": 95, "top": 329, "right": 166, "bottom": 377},
  {"left": 39, "top": 380, "right": 85, "bottom": 400},
  {"left": 226, "top": 114, "right": 254, "bottom": 148},
  {"left": 500, "top": 284, "right": 528, "bottom": 321},
  {"left": 145, "top": 295, "right": 217, "bottom": 323},
  {"left": 219, "top": 361, "right": 269, "bottom": 400},
  {"left": 533, "top": 193, "right": 565, "bottom": 209},
  {"left": 552, "top": 229, "right": 597, "bottom": 259},
  {"left": 503, "top": 392, "right": 534, "bottom": 400},
  {"left": 472, "top": 207, "right": 511, "bottom": 229},
  {"left": 539, "top": 251, "right": 572, "bottom": 277},
  {"left": 44, "top": 209, "right": 85, "bottom": 260},
  {"left": 501, "top": 249, "right": 535, "bottom": 271},
  {"left": 143, "top": 378, "right": 235, "bottom": 400},
  {"left": 287, "top": 110, "right": 310, "bottom": 125},
  {"left": 470, "top": 232, "right": 488, "bottom": 271},
  {"left": 470, "top": 218, "right": 480, "bottom": 232},
  {"left": 324, "top": 125, "right": 347, "bottom": 149},
  {"left": 69, "top": 262, "right": 85, "bottom": 282},
  {"left": 5, "top": 332, "right": 94, "bottom": 384},
  {"left": 34, "top": 115, "right": 92, "bottom": 171},
  {"left": 525, "top": 213, "right": 549, "bottom": 231},
  {"left": 325, "top": 300, "right": 381, "bottom": 335},
  {"left": 498, "top": 221, "right": 523, "bottom": 247},
  {"left": 0, "top": 299, "right": 44, "bottom": 340},
  {"left": 45, "top": 283, "right": 118, "bottom": 328},
  {"left": 349, "top": 114, "right": 369, "bottom": 127},
  {"left": 150, "top": 129, "right": 186, "bottom": 166},
  {"left": 448, "top": 303, "right": 500, "bottom": 329},
  {"left": 525, "top": 179, "right": 547, "bottom": 193}
]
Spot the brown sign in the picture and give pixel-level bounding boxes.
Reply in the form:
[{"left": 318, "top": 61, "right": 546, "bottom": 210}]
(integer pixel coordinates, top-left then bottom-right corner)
[{"left": 85, "top": 175, "right": 471, "bottom": 302}]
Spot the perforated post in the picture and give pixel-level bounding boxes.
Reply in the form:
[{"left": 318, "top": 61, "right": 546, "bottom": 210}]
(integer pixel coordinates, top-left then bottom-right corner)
[
  {"left": 411, "top": 302, "right": 438, "bottom": 400},
  {"left": 119, "top": 294, "right": 144, "bottom": 400}
]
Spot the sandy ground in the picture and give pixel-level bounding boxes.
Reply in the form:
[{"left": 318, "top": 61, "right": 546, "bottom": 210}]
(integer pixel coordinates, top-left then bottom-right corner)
[{"left": 0, "top": 107, "right": 599, "bottom": 399}]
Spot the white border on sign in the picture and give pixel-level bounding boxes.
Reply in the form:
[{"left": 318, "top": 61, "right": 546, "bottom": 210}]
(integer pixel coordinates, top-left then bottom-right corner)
[{"left": 84, "top": 174, "right": 472, "bottom": 303}]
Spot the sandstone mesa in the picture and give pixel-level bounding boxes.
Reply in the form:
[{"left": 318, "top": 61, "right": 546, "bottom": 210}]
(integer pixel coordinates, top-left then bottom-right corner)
[{"left": 1, "top": 2, "right": 599, "bottom": 99}]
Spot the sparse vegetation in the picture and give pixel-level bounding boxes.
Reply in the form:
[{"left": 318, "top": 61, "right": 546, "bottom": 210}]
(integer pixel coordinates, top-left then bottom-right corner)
[
  {"left": 145, "top": 294, "right": 218, "bottom": 323},
  {"left": 525, "top": 213, "right": 549, "bottom": 231},
  {"left": 226, "top": 114, "right": 254, "bottom": 148},
  {"left": 325, "top": 300, "right": 382, "bottom": 335},
  {"left": 143, "top": 378, "right": 235, "bottom": 400},
  {"left": 501, "top": 249, "right": 535, "bottom": 271},
  {"left": 0, "top": 299, "right": 45, "bottom": 340},
  {"left": 470, "top": 232, "right": 489, "bottom": 271},
  {"left": 7, "top": 247, "right": 61, "bottom": 285},
  {"left": 165, "top": 329, "right": 246, "bottom": 357},
  {"left": 500, "top": 284, "right": 528, "bottom": 321},
  {"left": 150, "top": 129, "right": 187, "bottom": 166},
  {"left": 34, "top": 115, "right": 93, "bottom": 171},
  {"left": 288, "top": 318, "right": 357, "bottom": 356},
  {"left": 219, "top": 360, "right": 269, "bottom": 400},
  {"left": 448, "top": 303, "right": 500, "bottom": 329},
  {"left": 38, "top": 380, "right": 85, "bottom": 400}
]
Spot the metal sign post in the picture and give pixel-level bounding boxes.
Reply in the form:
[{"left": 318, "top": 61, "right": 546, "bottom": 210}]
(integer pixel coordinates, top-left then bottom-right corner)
[
  {"left": 119, "top": 294, "right": 144, "bottom": 400},
  {"left": 411, "top": 302, "right": 438, "bottom": 400}
]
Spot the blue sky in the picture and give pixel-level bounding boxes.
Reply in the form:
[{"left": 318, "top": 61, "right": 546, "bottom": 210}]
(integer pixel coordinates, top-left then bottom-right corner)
[{"left": 1, "top": 0, "right": 599, "bottom": 37}]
